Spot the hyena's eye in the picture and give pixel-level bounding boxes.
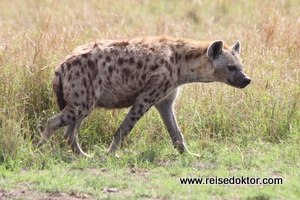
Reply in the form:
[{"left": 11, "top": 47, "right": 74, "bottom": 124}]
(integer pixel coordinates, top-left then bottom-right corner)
[{"left": 227, "top": 65, "right": 237, "bottom": 71}]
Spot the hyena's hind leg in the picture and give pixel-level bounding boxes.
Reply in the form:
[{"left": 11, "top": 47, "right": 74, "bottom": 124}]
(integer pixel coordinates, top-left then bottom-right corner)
[
  {"left": 63, "top": 120, "right": 89, "bottom": 156},
  {"left": 39, "top": 104, "right": 77, "bottom": 146}
]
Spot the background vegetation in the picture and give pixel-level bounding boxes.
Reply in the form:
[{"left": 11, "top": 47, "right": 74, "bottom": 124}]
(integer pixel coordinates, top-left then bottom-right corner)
[{"left": 0, "top": 0, "right": 299, "bottom": 199}]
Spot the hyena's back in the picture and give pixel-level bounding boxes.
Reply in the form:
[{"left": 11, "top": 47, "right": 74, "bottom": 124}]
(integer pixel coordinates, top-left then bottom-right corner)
[{"left": 54, "top": 37, "right": 178, "bottom": 113}]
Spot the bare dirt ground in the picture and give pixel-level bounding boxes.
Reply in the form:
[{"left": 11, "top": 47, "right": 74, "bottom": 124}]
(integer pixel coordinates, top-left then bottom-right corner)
[{"left": 0, "top": 189, "right": 91, "bottom": 200}]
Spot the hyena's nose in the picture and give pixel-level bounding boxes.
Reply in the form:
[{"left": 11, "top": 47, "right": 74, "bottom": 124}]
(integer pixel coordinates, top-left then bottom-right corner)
[{"left": 244, "top": 77, "right": 251, "bottom": 84}]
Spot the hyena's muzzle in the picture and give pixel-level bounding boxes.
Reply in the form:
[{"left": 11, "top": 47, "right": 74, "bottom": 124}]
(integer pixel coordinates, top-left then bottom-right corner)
[{"left": 227, "top": 71, "right": 251, "bottom": 88}]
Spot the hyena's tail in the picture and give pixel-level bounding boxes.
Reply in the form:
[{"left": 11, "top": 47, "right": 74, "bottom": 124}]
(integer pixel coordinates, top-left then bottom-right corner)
[{"left": 53, "top": 67, "right": 66, "bottom": 111}]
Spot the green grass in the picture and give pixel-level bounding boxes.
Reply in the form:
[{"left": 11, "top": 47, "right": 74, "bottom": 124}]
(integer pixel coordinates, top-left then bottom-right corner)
[
  {"left": 1, "top": 141, "right": 299, "bottom": 199},
  {"left": 0, "top": 0, "right": 300, "bottom": 199}
]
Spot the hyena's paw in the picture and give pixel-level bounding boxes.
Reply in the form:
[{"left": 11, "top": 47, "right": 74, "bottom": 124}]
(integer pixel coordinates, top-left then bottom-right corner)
[
  {"left": 106, "top": 152, "right": 121, "bottom": 159},
  {"left": 176, "top": 144, "right": 201, "bottom": 158},
  {"left": 70, "top": 143, "right": 91, "bottom": 157},
  {"left": 37, "top": 138, "right": 48, "bottom": 148},
  {"left": 37, "top": 130, "right": 51, "bottom": 147},
  {"left": 187, "top": 152, "right": 201, "bottom": 158}
]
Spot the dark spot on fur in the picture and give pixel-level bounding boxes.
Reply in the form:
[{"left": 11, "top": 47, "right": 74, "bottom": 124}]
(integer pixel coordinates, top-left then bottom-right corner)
[
  {"left": 137, "top": 60, "right": 143, "bottom": 69},
  {"left": 61, "top": 64, "right": 65, "bottom": 73},
  {"left": 129, "top": 57, "right": 135, "bottom": 64},
  {"left": 141, "top": 74, "right": 146, "bottom": 81},
  {"left": 158, "top": 81, "right": 164, "bottom": 89},
  {"left": 166, "top": 64, "right": 171, "bottom": 71},
  {"left": 66, "top": 63, "right": 71, "bottom": 71},
  {"left": 170, "top": 56, "right": 174, "bottom": 63},
  {"left": 177, "top": 68, "right": 181, "bottom": 76},
  {"left": 163, "top": 87, "right": 168, "bottom": 93},
  {"left": 82, "top": 54, "right": 88, "bottom": 58},
  {"left": 106, "top": 56, "right": 111, "bottom": 62},
  {"left": 149, "top": 89, "right": 156, "bottom": 96},
  {"left": 98, "top": 79, "right": 102, "bottom": 85},
  {"left": 118, "top": 58, "right": 124, "bottom": 65},
  {"left": 75, "top": 71, "right": 80, "bottom": 77},
  {"left": 175, "top": 52, "right": 180, "bottom": 64},
  {"left": 82, "top": 78, "right": 87, "bottom": 87},
  {"left": 149, "top": 99, "right": 156, "bottom": 104},
  {"left": 71, "top": 83, "right": 75, "bottom": 88},
  {"left": 131, "top": 117, "right": 136, "bottom": 121},
  {"left": 185, "top": 53, "right": 194, "bottom": 61},
  {"left": 74, "top": 92, "right": 79, "bottom": 98},
  {"left": 68, "top": 74, "right": 72, "bottom": 81},
  {"left": 122, "top": 68, "right": 130, "bottom": 77},
  {"left": 67, "top": 115, "right": 71, "bottom": 119},
  {"left": 88, "top": 60, "right": 95, "bottom": 69},
  {"left": 81, "top": 90, "right": 85, "bottom": 95},
  {"left": 72, "top": 116, "right": 76, "bottom": 121},
  {"left": 144, "top": 98, "right": 149, "bottom": 103},
  {"left": 108, "top": 66, "right": 113, "bottom": 75},
  {"left": 151, "top": 64, "right": 159, "bottom": 71},
  {"left": 72, "top": 58, "right": 82, "bottom": 66}
]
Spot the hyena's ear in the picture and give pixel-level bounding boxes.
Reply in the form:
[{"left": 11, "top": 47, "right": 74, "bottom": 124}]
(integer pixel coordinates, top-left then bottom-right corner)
[
  {"left": 207, "top": 40, "right": 223, "bottom": 60},
  {"left": 232, "top": 40, "right": 241, "bottom": 55}
]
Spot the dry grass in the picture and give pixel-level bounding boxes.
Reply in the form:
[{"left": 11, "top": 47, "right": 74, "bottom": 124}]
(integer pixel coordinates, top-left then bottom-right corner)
[{"left": 1, "top": 0, "right": 299, "bottom": 155}]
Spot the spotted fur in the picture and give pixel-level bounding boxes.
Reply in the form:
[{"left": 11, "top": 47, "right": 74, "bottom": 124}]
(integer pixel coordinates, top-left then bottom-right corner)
[{"left": 40, "top": 36, "right": 251, "bottom": 156}]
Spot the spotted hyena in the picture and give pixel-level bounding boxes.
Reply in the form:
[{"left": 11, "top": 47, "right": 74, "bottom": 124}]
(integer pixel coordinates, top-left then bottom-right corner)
[{"left": 40, "top": 36, "right": 251, "bottom": 157}]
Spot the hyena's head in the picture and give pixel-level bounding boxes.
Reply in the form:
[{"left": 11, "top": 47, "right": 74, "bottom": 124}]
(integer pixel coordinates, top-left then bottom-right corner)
[{"left": 207, "top": 40, "right": 251, "bottom": 88}]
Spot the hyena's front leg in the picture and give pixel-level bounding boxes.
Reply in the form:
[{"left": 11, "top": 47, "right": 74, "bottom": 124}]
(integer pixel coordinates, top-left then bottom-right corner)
[
  {"left": 155, "top": 89, "right": 200, "bottom": 157},
  {"left": 107, "top": 75, "right": 164, "bottom": 156},
  {"left": 107, "top": 101, "right": 152, "bottom": 155}
]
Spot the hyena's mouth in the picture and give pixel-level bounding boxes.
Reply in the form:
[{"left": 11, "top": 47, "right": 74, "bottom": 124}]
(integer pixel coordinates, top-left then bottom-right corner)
[{"left": 227, "top": 78, "right": 251, "bottom": 89}]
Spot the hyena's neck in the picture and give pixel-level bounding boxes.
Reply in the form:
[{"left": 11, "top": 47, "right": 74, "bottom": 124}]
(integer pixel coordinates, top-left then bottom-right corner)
[{"left": 177, "top": 45, "right": 214, "bottom": 86}]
